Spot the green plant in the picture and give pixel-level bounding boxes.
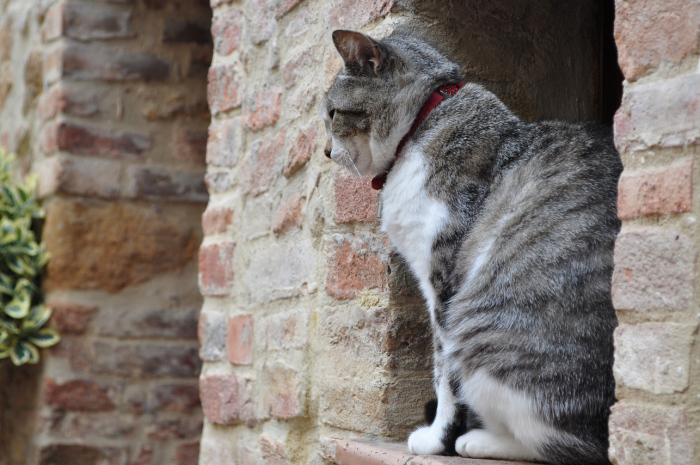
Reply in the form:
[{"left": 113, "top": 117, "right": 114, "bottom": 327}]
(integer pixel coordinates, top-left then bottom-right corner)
[{"left": 0, "top": 149, "right": 58, "bottom": 366}]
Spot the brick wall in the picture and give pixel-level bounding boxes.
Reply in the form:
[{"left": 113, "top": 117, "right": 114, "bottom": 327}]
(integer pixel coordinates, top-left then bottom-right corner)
[
  {"left": 1, "top": 0, "right": 212, "bottom": 463},
  {"left": 608, "top": 0, "right": 700, "bottom": 463}
]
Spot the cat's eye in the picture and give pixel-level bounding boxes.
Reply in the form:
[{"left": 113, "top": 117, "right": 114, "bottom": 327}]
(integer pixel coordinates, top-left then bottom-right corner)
[{"left": 329, "top": 109, "right": 336, "bottom": 119}]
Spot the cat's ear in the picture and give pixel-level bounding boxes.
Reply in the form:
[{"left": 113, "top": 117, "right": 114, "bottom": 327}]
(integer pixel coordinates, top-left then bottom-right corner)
[{"left": 332, "top": 30, "right": 382, "bottom": 75}]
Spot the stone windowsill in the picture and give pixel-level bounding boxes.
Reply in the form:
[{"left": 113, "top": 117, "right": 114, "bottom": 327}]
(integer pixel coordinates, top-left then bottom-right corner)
[{"left": 335, "top": 440, "right": 538, "bottom": 465}]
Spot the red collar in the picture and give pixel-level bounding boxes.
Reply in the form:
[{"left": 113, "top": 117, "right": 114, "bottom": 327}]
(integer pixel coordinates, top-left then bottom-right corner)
[{"left": 371, "top": 82, "right": 464, "bottom": 190}]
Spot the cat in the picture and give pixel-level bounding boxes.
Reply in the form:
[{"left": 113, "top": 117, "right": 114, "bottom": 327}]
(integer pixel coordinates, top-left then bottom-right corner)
[{"left": 323, "top": 29, "right": 621, "bottom": 465}]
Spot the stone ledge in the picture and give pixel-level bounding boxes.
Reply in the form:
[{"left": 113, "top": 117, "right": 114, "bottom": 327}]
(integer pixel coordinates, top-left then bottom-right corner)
[{"left": 335, "top": 440, "right": 537, "bottom": 465}]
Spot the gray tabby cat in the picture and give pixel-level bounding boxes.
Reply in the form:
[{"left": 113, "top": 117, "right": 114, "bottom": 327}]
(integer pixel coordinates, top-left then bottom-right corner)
[{"left": 323, "top": 29, "right": 621, "bottom": 465}]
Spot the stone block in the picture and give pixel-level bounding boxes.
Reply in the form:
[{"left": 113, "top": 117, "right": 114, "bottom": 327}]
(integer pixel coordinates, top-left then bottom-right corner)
[
  {"left": 283, "top": 123, "right": 317, "bottom": 178},
  {"left": 612, "top": 228, "right": 696, "bottom": 312},
  {"left": 62, "top": 3, "right": 134, "bottom": 41},
  {"left": 212, "top": 7, "right": 241, "bottom": 56},
  {"left": 174, "top": 128, "right": 208, "bottom": 163},
  {"left": 125, "top": 165, "right": 208, "bottom": 203},
  {"left": 199, "top": 311, "right": 227, "bottom": 362},
  {"left": 47, "top": 301, "right": 97, "bottom": 334},
  {"left": 327, "top": 0, "right": 396, "bottom": 28},
  {"left": 147, "top": 418, "right": 202, "bottom": 440},
  {"left": 199, "top": 242, "right": 235, "bottom": 296},
  {"left": 36, "top": 154, "right": 122, "bottom": 199},
  {"left": 326, "top": 234, "right": 389, "bottom": 300},
  {"left": 48, "top": 121, "right": 150, "bottom": 158},
  {"left": 227, "top": 313, "right": 254, "bottom": 365},
  {"left": 244, "top": 86, "right": 282, "bottom": 131},
  {"left": 42, "top": 1, "right": 65, "bottom": 42},
  {"left": 44, "top": 201, "right": 200, "bottom": 292},
  {"left": 202, "top": 205, "right": 234, "bottom": 235},
  {"left": 242, "top": 130, "right": 285, "bottom": 196},
  {"left": 39, "top": 445, "right": 127, "bottom": 465},
  {"left": 272, "top": 193, "right": 305, "bottom": 236},
  {"left": 614, "top": 323, "right": 697, "bottom": 394},
  {"left": 208, "top": 64, "right": 241, "bottom": 115},
  {"left": 258, "top": 361, "right": 303, "bottom": 420},
  {"left": 199, "top": 373, "right": 256, "bottom": 426},
  {"left": 61, "top": 44, "right": 171, "bottom": 82},
  {"left": 206, "top": 117, "right": 241, "bottom": 167},
  {"left": 334, "top": 172, "right": 379, "bottom": 224},
  {"left": 38, "top": 85, "right": 99, "bottom": 122},
  {"left": 262, "top": 309, "right": 308, "bottom": 352},
  {"left": 615, "top": 0, "right": 700, "bottom": 81},
  {"left": 617, "top": 158, "right": 693, "bottom": 219},
  {"left": 44, "top": 378, "right": 117, "bottom": 411},
  {"left": 261, "top": 437, "right": 291, "bottom": 465},
  {"left": 609, "top": 403, "right": 695, "bottom": 465},
  {"left": 92, "top": 341, "right": 201, "bottom": 378}
]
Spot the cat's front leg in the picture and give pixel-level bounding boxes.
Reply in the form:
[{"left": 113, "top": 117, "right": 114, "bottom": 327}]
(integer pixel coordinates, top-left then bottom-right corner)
[{"left": 408, "top": 370, "right": 463, "bottom": 455}]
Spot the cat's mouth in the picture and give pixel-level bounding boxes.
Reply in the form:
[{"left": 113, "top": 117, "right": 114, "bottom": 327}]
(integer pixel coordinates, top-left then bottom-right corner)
[{"left": 332, "top": 147, "right": 366, "bottom": 177}]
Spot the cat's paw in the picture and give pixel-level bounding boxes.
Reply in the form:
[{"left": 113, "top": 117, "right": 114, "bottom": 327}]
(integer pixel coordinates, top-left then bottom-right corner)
[
  {"left": 408, "top": 426, "right": 445, "bottom": 455},
  {"left": 455, "top": 430, "right": 534, "bottom": 461}
]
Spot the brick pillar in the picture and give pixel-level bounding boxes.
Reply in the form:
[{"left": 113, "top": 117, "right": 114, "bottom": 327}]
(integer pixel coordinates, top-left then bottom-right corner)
[
  {"left": 609, "top": 0, "right": 700, "bottom": 463},
  {"left": 2, "top": 0, "right": 214, "bottom": 463}
]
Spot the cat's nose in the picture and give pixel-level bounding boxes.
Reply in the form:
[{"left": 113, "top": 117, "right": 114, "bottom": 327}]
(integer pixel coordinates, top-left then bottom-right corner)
[{"left": 324, "top": 148, "right": 332, "bottom": 158}]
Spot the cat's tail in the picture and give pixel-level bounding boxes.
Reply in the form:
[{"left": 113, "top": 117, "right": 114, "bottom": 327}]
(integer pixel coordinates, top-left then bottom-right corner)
[{"left": 540, "top": 434, "right": 612, "bottom": 465}]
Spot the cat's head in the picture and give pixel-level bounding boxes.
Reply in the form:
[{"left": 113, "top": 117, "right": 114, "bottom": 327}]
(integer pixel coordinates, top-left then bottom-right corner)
[{"left": 323, "top": 30, "right": 461, "bottom": 177}]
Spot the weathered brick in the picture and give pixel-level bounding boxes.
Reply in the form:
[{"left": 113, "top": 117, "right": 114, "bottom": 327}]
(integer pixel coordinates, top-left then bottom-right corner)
[
  {"left": 260, "top": 437, "right": 291, "bottom": 465},
  {"left": 242, "top": 130, "right": 285, "bottom": 195},
  {"left": 44, "top": 201, "right": 200, "bottom": 292},
  {"left": 147, "top": 418, "right": 202, "bottom": 440},
  {"left": 609, "top": 404, "right": 695, "bottom": 465},
  {"left": 259, "top": 361, "right": 303, "bottom": 420},
  {"left": 152, "top": 382, "right": 201, "bottom": 413},
  {"left": 38, "top": 86, "right": 99, "bottom": 121},
  {"left": 95, "top": 307, "right": 199, "bottom": 340},
  {"left": 143, "top": 93, "right": 209, "bottom": 121},
  {"left": 262, "top": 310, "right": 307, "bottom": 352},
  {"left": 202, "top": 205, "right": 234, "bottom": 235},
  {"left": 49, "top": 337, "right": 92, "bottom": 373},
  {"left": 208, "top": 64, "right": 241, "bottom": 115},
  {"left": 39, "top": 445, "right": 127, "bottom": 465},
  {"left": 47, "top": 301, "right": 98, "bottom": 334},
  {"left": 199, "top": 438, "right": 234, "bottom": 465},
  {"left": 175, "top": 442, "right": 201, "bottom": 465},
  {"left": 615, "top": 74, "right": 700, "bottom": 152},
  {"left": 51, "top": 121, "right": 151, "bottom": 157},
  {"left": 36, "top": 154, "right": 122, "bottom": 199},
  {"left": 283, "top": 45, "right": 317, "bottom": 89},
  {"left": 199, "top": 311, "right": 227, "bottom": 361},
  {"left": 272, "top": 193, "right": 305, "bottom": 236},
  {"left": 44, "top": 378, "right": 116, "bottom": 411},
  {"left": 227, "top": 313, "right": 253, "bottom": 365},
  {"left": 334, "top": 172, "right": 379, "bottom": 223},
  {"left": 244, "top": 86, "right": 282, "bottom": 131},
  {"left": 326, "top": 234, "right": 390, "bottom": 300},
  {"left": 328, "top": 0, "right": 396, "bottom": 28},
  {"left": 617, "top": 158, "right": 693, "bottom": 219},
  {"left": 614, "top": 323, "right": 697, "bottom": 394},
  {"left": 43, "top": 45, "right": 63, "bottom": 85},
  {"left": 612, "top": 228, "right": 696, "bottom": 312},
  {"left": 61, "top": 44, "right": 171, "bottom": 82},
  {"left": 93, "top": 341, "right": 201, "bottom": 377},
  {"left": 124, "top": 165, "right": 208, "bottom": 203},
  {"left": 199, "top": 242, "right": 235, "bottom": 296},
  {"left": 206, "top": 117, "right": 241, "bottom": 167},
  {"left": 211, "top": 8, "right": 241, "bottom": 56},
  {"left": 205, "top": 170, "right": 236, "bottom": 193},
  {"left": 275, "top": 0, "right": 303, "bottom": 18},
  {"left": 42, "top": 2, "right": 65, "bottom": 42},
  {"left": 283, "top": 123, "right": 317, "bottom": 178},
  {"left": 615, "top": 0, "right": 700, "bottom": 81},
  {"left": 62, "top": 3, "right": 134, "bottom": 41},
  {"left": 174, "top": 129, "right": 208, "bottom": 163},
  {"left": 48, "top": 412, "right": 136, "bottom": 440},
  {"left": 130, "top": 446, "right": 153, "bottom": 465},
  {"left": 199, "top": 373, "right": 256, "bottom": 426},
  {"left": 246, "top": 0, "right": 277, "bottom": 44},
  {"left": 164, "top": 19, "right": 212, "bottom": 44}
]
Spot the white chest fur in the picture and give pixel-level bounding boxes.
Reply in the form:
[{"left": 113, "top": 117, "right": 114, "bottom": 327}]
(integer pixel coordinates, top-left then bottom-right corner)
[{"left": 380, "top": 146, "right": 451, "bottom": 316}]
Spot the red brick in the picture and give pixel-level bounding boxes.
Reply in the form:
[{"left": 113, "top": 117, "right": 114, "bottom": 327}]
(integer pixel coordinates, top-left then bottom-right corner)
[
  {"left": 62, "top": 3, "right": 134, "bottom": 41},
  {"left": 206, "top": 118, "right": 241, "bottom": 167},
  {"left": 199, "top": 373, "right": 256, "bottom": 426},
  {"left": 261, "top": 437, "right": 291, "bottom": 465},
  {"left": 334, "top": 172, "right": 379, "bottom": 223},
  {"left": 152, "top": 383, "right": 201, "bottom": 413},
  {"left": 39, "top": 445, "right": 126, "bottom": 465},
  {"left": 44, "top": 378, "right": 116, "bottom": 411},
  {"left": 175, "top": 442, "right": 201, "bottom": 465},
  {"left": 227, "top": 313, "right": 253, "bottom": 365},
  {"left": 47, "top": 301, "right": 98, "bottom": 334},
  {"left": 202, "top": 205, "right": 234, "bottom": 235},
  {"left": 328, "top": 0, "right": 396, "bottom": 28},
  {"left": 199, "top": 242, "right": 235, "bottom": 296},
  {"left": 212, "top": 8, "right": 241, "bottom": 56},
  {"left": 283, "top": 123, "right": 317, "bottom": 178},
  {"left": 199, "top": 311, "right": 227, "bottom": 361},
  {"left": 618, "top": 158, "right": 693, "bottom": 219},
  {"left": 208, "top": 64, "right": 241, "bottom": 115},
  {"left": 125, "top": 165, "right": 208, "bottom": 203},
  {"left": 36, "top": 155, "right": 122, "bottom": 199},
  {"left": 326, "top": 234, "right": 389, "bottom": 299},
  {"left": 615, "top": 74, "right": 700, "bottom": 152},
  {"left": 615, "top": 0, "right": 700, "bottom": 81},
  {"left": 52, "top": 121, "right": 150, "bottom": 157},
  {"left": 242, "top": 130, "right": 285, "bottom": 195},
  {"left": 273, "top": 193, "right": 305, "bottom": 236},
  {"left": 244, "top": 86, "right": 282, "bottom": 131},
  {"left": 147, "top": 418, "right": 202, "bottom": 439},
  {"left": 175, "top": 129, "right": 208, "bottom": 163},
  {"left": 609, "top": 403, "right": 695, "bottom": 465},
  {"left": 612, "top": 228, "right": 696, "bottom": 312},
  {"left": 259, "top": 362, "right": 303, "bottom": 420},
  {"left": 283, "top": 45, "right": 317, "bottom": 89},
  {"left": 92, "top": 341, "right": 201, "bottom": 378},
  {"left": 61, "top": 44, "right": 171, "bottom": 82}
]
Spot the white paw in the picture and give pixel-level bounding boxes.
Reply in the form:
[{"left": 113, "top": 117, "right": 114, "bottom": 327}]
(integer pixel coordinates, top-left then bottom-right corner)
[
  {"left": 456, "top": 430, "right": 536, "bottom": 461},
  {"left": 407, "top": 426, "right": 445, "bottom": 455}
]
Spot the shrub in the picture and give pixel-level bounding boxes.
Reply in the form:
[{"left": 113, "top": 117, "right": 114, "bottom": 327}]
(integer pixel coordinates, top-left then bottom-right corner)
[{"left": 0, "top": 149, "right": 58, "bottom": 366}]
